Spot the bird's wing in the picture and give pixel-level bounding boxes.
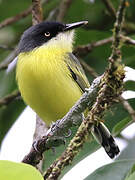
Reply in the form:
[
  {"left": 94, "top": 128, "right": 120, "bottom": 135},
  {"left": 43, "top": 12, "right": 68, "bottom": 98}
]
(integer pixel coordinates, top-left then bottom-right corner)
[{"left": 65, "top": 53, "right": 90, "bottom": 92}]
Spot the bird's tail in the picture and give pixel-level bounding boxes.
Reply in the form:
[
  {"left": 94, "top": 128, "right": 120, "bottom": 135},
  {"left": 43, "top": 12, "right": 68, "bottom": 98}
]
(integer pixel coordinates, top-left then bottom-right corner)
[{"left": 91, "top": 122, "right": 120, "bottom": 159}]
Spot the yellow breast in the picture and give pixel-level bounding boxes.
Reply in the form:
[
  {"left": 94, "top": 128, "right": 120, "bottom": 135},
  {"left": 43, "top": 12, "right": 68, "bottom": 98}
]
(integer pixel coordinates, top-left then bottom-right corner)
[{"left": 16, "top": 46, "right": 82, "bottom": 125}]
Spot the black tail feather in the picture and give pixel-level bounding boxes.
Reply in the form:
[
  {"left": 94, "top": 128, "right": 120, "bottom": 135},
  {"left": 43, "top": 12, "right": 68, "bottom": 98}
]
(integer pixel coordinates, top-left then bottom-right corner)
[{"left": 92, "top": 122, "right": 120, "bottom": 159}]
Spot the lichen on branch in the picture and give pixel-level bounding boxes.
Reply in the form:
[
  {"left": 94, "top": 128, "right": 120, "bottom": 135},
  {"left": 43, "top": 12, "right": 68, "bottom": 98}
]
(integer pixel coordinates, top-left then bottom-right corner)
[{"left": 44, "top": 0, "right": 126, "bottom": 179}]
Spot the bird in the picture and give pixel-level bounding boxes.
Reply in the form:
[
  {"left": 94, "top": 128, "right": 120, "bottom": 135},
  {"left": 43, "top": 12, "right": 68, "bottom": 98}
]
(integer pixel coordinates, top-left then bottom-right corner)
[{"left": 15, "top": 20, "right": 119, "bottom": 158}]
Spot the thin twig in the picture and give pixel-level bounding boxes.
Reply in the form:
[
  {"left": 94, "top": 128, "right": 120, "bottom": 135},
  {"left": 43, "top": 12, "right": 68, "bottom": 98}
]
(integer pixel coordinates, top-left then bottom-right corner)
[
  {"left": 120, "top": 96, "right": 135, "bottom": 122},
  {"left": 0, "top": 7, "right": 32, "bottom": 29},
  {"left": 56, "top": 0, "right": 73, "bottom": 22},
  {"left": 73, "top": 37, "right": 113, "bottom": 57},
  {"left": 0, "top": 64, "right": 8, "bottom": 71},
  {"left": 0, "top": 0, "right": 49, "bottom": 29},
  {"left": 108, "top": 0, "right": 126, "bottom": 70},
  {"left": 80, "top": 60, "right": 98, "bottom": 78},
  {"left": 0, "top": 47, "right": 18, "bottom": 71},
  {"left": 0, "top": 91, "right": 20, "bottom": 108},
  {"left": 46, "top": 8, "right": 59, "bottom": 21},
  {"left": 101, "top": 0, "right": 116, "bottom": 18},
  {"left": 0, "top": 0, "right": 49, "bottom": 72},
  {"left": 101, "top": 0, "right": 135, "bottom": 35},
  {"left": 32, "top": 0, "right": 43, "bottom": 25},
  {"left": 75, "top": 35, "right": 135, "bottom": 58},
  {"left": 0, "top": 45, "right": 14, "bottom": 51},
  {"left": 120, "top": 34, "right": 135, "bottom": 45}
]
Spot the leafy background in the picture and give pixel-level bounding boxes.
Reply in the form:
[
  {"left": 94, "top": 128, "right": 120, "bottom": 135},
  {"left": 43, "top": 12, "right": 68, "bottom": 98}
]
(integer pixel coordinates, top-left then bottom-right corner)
[{"left": 0, "top": 0, "right": 135, "bottom": 179}]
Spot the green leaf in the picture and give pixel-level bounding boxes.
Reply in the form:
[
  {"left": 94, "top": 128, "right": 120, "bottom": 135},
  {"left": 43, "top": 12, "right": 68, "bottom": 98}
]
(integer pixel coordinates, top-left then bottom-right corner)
[
  {"left": 85, "top": 160, "right": 135, "bottom": 180},
  {"left": 0, "top": 99, "right": 25, "bottom": 145},
  {"left": 0, "top": 70, "right": 17, "bottom": 98},
  {"left": 125, "top": 81, "right": 135, "bottom": 92},
  {"left": 0, "top": 160, "right": 43, "bottom": 180},
  {"left": 125, "top": 172, "right": 135, "bottom": 180},
  {"left": 125, "top": 164, "right": 135, "bottom": 180},
  {"left": 117, "top": 136, "right": 135, "bottom": 160},
  {"left": 104, "top": 98, "right": 135, "bottom": 131},
  {"left": 112, "top": 117, "right": 131, "bottom": 136},
  {"left": 0, "top": 70, "right": 26, "bottom": 145}
]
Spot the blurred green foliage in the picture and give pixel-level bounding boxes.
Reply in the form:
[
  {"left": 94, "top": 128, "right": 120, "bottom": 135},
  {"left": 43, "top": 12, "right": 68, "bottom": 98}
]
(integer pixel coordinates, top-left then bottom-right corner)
[
  {"left": 0, "top": 0, "right": 135, "bottom": 179},
  {"left": 85, "top": 160, "right": 135, "bottom": 180}
]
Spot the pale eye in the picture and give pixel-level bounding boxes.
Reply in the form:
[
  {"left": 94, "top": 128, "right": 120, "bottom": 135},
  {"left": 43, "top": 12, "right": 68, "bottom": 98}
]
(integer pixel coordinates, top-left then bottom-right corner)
[{"left": 44, "top": 32, "right": 50, "bottom": 37}]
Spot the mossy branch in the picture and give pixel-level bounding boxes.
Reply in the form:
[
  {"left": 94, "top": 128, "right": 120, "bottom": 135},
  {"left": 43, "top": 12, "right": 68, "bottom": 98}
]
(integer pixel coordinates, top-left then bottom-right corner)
[
  {"left": 22, "top": 2, "right": 126, "bottom": 177},
  {"left": 22, "top": 76, "right": 101, "bottom": 166},
  {"left": 44, "top": 0, "right": 126, "bottom": 179},
  {"left": 0, "top": 0, "right": 128, "bottom": 179}
]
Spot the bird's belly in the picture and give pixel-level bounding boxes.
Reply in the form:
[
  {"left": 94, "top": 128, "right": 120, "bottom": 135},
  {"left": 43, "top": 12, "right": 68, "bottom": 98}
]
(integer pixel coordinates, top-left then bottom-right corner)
[{"left": 16, "top": 52, "right": 82, "bottom": 125}]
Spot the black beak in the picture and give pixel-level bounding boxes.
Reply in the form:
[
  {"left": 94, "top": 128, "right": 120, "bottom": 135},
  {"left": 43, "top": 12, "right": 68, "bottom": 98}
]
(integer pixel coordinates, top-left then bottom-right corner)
[{"left": 63, "top": 21, "right": 88, "bottom": 31}]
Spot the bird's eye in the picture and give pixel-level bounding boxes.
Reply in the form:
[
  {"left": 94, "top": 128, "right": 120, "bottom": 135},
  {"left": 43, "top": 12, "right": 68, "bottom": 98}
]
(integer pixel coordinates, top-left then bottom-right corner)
[{"left": 44, "top": 32, "right": 50, "bottom": 37}]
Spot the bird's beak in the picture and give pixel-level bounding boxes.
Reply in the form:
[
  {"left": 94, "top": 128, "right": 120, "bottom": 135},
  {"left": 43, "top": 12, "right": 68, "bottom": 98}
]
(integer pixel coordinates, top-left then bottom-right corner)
[{"left": 63, "top": 21, "right": 88, "bottom": 31}]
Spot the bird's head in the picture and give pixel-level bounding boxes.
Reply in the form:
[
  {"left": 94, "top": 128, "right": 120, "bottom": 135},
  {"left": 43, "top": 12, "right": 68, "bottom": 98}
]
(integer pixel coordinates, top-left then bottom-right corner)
[{"left": 18, "top": 21, "right": 88, "bottom": 53}]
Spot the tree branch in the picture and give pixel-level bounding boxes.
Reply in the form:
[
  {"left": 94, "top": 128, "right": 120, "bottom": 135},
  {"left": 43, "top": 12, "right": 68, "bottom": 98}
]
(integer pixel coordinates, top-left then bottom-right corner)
[
  {"left": 120, "top": 34, "right": 135, "bottom": 45},
  {"left": 56, "top": 0, "right": 73, "bottom": 22},
  {"left": 46, "top": 8, "right": 59, "bottom": 21},
  {"left": 0, "top": 7, "right": 32, "bottom": 29},
  {"left": 0, "top": 64, "right": 8, "bottom": 71},
  {"left": 74, "top": 34, "right": 135, "bottom": 58},
  {"left": 101, "top": 0, "right": 116, "bottom": 18},
  {"left": 0, "top": 47, "right": 18, "bottom": 71},
  {"left": 120, "top": 96, "right": 135, "bottom": 122},
  {"left": 0, "top": 45, "right": 14, "bottom": 51},
  {"left": 22, "top": 76, "right": 101, "bottom": 165},
  {"left": 0, "top": 0, "right": 50, "bottom": 72},
  {"left": 22, "top": 2, "right": 126, "bottom": 177},
  {"left": 0, "top": 1, "right": 129, "bottom": 178},
  {"left": 73, "top": 37, "right": 113, "bottom": 57},
  {"left": 32, "top": 0, "right": 43, "bottom": 25},
  {"left": 0, "top": 91, "right": 20, "bottom": 108},
  {"left": 1, "top": 33, "right": 135, "bottom": 72},
  {"left": 44, "top": 0, "right": 126, "bottom": 179},
  {"left": 101, "top": 0, "right": 135, "bottom": 34},
  {"left": 80, "top": 60, "right": 98, "bottom": 78},
  {"left": 31, "top": 0, "right": 47, "bottom": 172},
  {"left": 0, "top": 0, "right": 48, "bottom": 29}
]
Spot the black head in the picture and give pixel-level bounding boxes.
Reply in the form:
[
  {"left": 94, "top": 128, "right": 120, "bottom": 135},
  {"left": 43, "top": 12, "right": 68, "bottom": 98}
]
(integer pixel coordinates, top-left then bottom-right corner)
[
  {"left": 18, "top": 21, "right": 65, "bottom": 53},
  {"left": 18, "top": 21, "right": 88, "bottom": 53}
]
